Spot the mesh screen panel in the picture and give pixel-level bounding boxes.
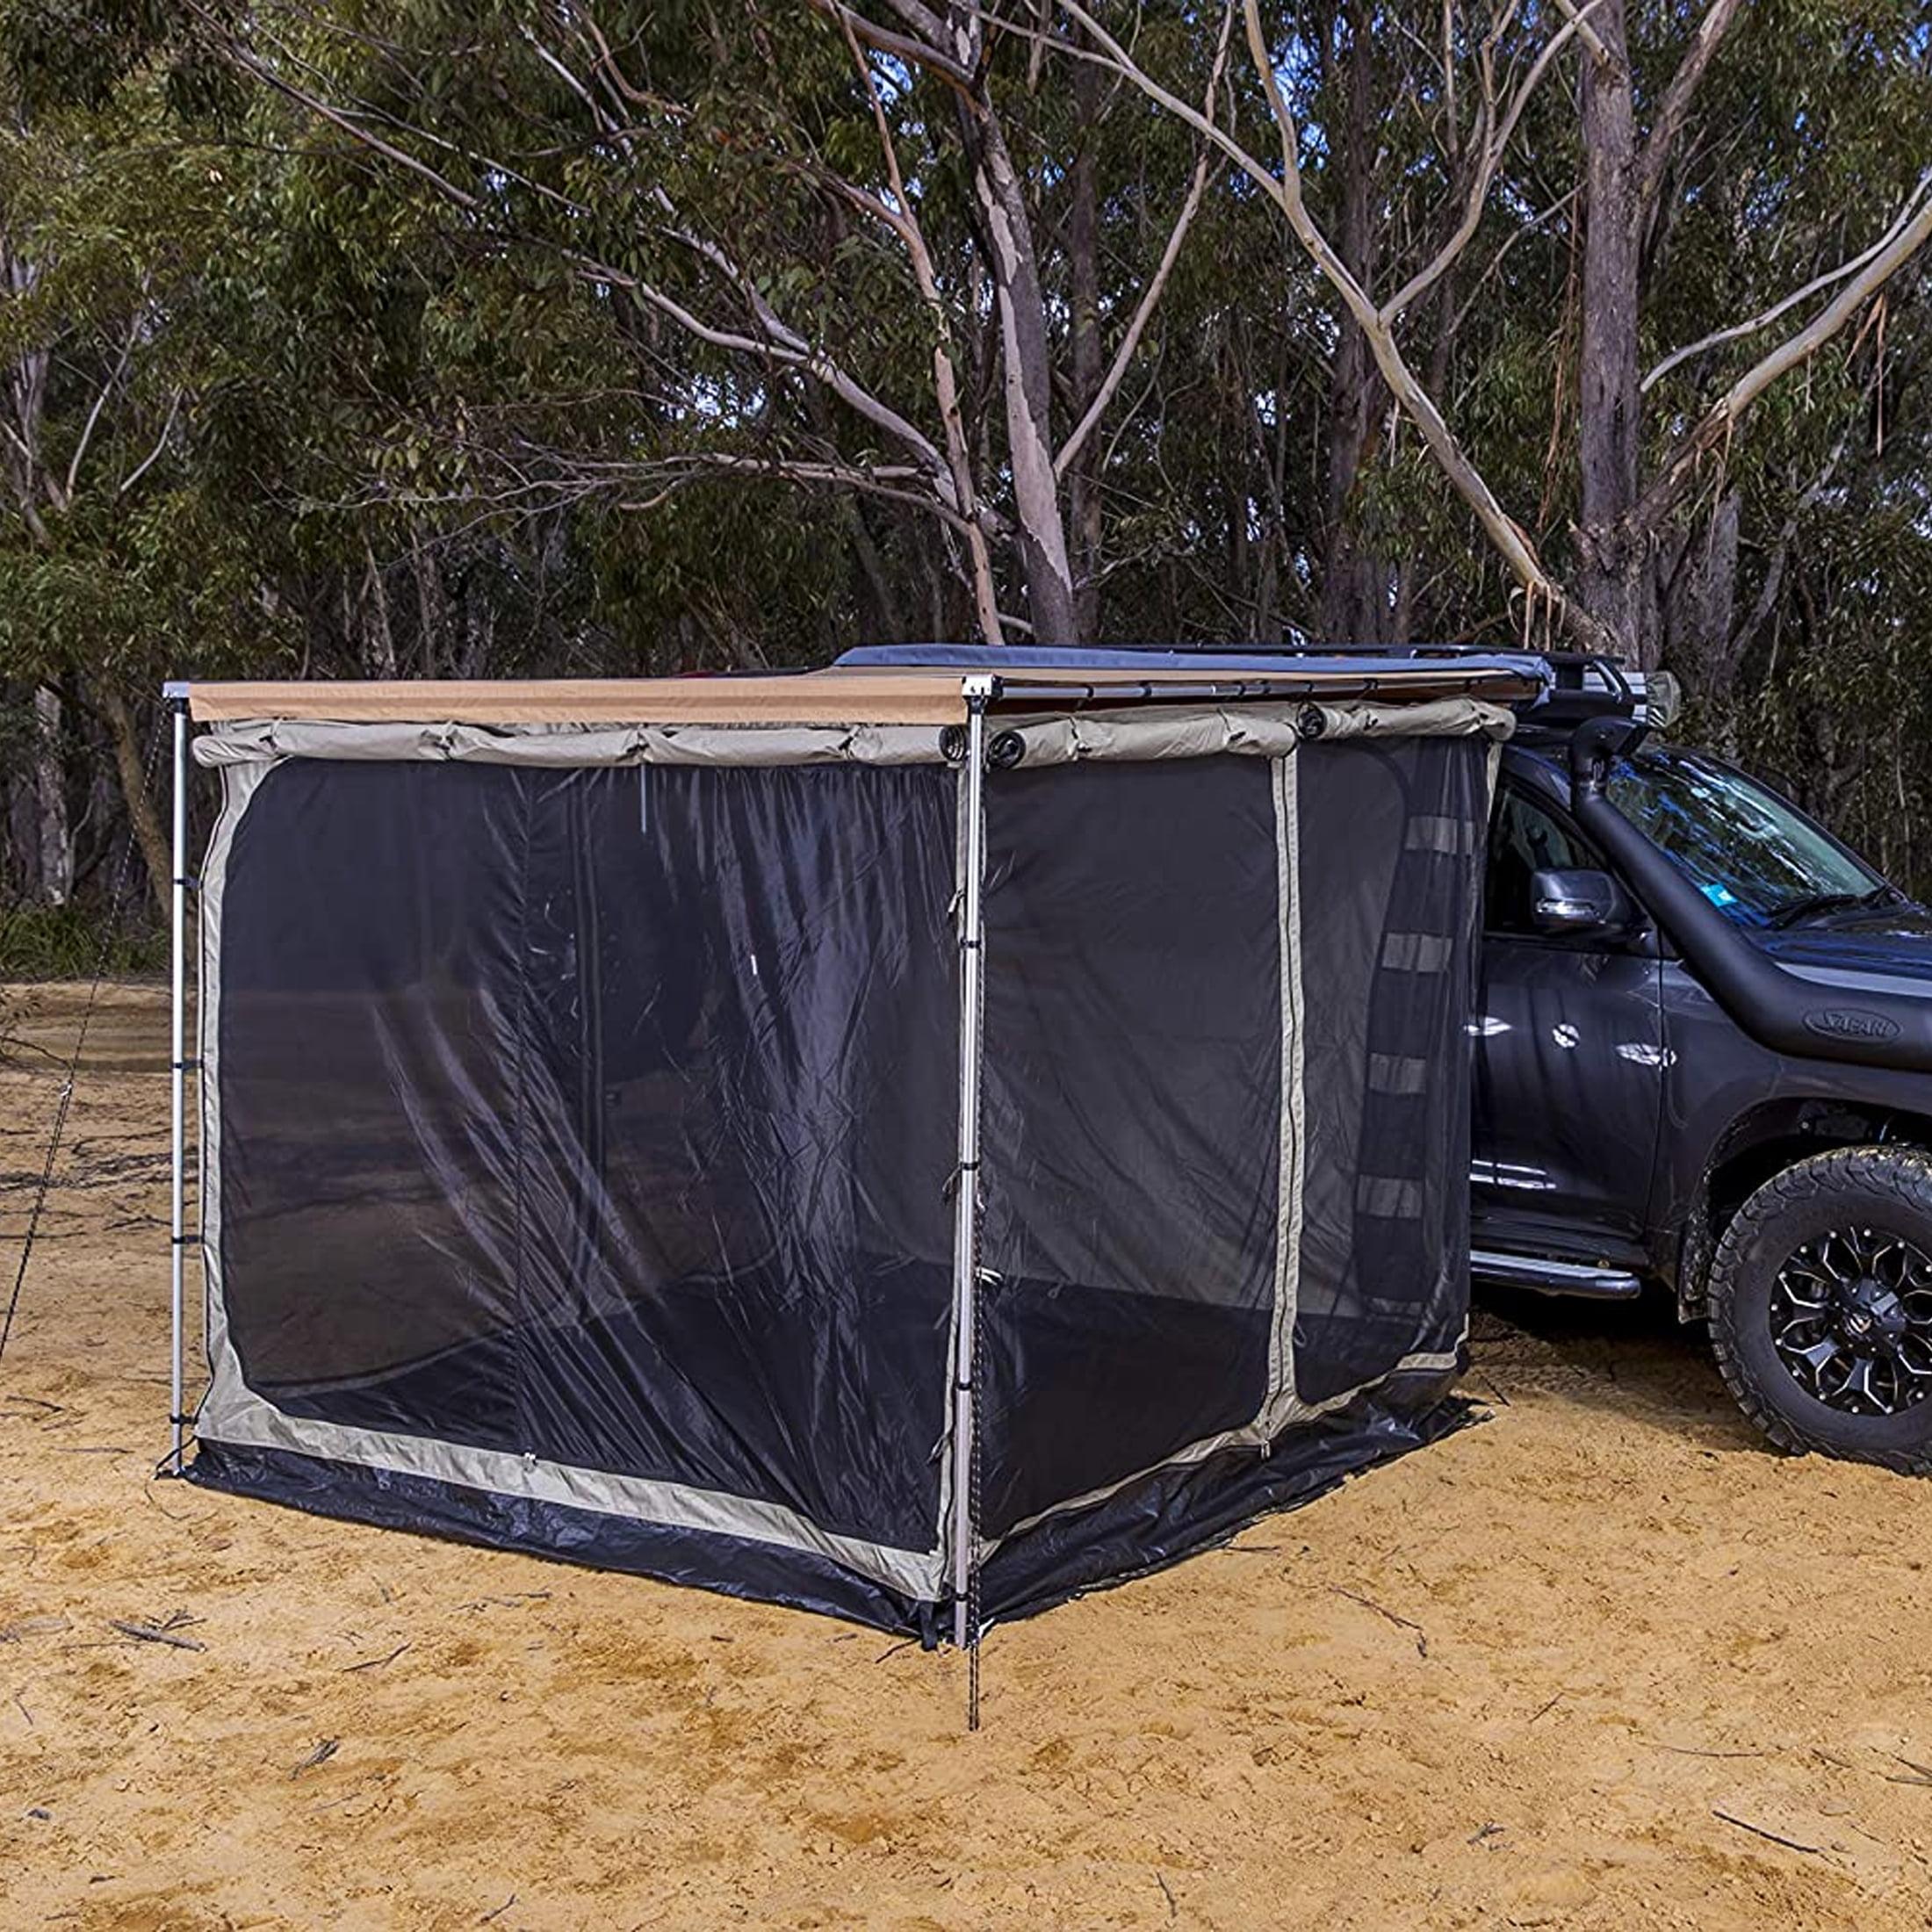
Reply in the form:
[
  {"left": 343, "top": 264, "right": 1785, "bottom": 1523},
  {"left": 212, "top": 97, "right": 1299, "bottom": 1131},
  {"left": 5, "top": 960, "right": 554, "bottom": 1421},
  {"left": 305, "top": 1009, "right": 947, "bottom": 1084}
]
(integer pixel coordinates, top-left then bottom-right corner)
[
  {"left": 217, "top": 760, "right": 958, "bottom": 1550},
  {"left": 977, "top": 760, "right": 1280, "bottom": 1533}
]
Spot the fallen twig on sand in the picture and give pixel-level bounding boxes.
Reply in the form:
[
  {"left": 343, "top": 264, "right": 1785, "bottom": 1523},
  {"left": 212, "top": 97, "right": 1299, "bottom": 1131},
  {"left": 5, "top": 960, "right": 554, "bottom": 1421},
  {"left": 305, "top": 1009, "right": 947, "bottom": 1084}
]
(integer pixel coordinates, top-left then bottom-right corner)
[
  {"left": 1885, "top": 1753, "right": 1932, "bottom": 1787},
  {"left": 290, "top": 1738, "right": 339, "bottom": 1777},
  {"left": 107, "top": 1613, "right": 205, "bottom": 1653},
  {"left": 141, "top": 1481, "right": 191, "bottom": 1522},
  {"left": 342, "top": 1643, "right": 410, "bottom": 1674},
  {"left": 1, "top": 1036, "right": 66, "bottom": 1070},
  {"left": 1330, "top": 1586, "right": 1428, "bottom": 1657},
  {"left": 1712, "top": 1807, "right": 1827, "bottom": 1856},
  {"left": 479, "top": 1894, "right": 517, "bottom": 1924},
  {"left": 1156, "top": 1871, "right": 1178, "bottom": 1919},
  {"left": 1649, "top": 1741, "right": 1768, "bottom": 1759},
  {"left": 1, "top": 1615, "right": 70, "bottom": 1643}
]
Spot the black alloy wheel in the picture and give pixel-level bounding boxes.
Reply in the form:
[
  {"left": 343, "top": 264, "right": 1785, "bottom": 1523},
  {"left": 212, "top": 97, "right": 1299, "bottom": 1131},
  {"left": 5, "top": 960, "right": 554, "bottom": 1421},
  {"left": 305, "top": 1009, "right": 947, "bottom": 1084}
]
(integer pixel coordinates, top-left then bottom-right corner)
[
  {"left": 1708, "top": 1146, "right": 1932, "bottom": 1472},
  {"left": 1768, "top": 1225, "right": 1932, "bottom": 1417}
]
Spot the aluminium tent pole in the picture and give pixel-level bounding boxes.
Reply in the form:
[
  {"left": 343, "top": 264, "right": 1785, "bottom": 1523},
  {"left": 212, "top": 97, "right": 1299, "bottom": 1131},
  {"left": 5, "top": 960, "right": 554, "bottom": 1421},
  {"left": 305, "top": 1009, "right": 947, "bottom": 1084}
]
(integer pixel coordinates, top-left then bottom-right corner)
[
  {"left": 166, "top": 687, "right": 188, "bottom": 1475},
  {"left": 948, "top": 676, "right": 993, "bottom": 1654}
]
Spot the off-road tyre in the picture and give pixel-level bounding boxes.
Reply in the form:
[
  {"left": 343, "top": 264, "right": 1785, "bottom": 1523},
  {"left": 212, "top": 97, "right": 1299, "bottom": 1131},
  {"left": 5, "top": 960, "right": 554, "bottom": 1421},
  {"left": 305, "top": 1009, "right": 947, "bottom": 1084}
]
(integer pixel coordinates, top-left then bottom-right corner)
[{"left": 1708, "top": 1146, "right": 1932, "bottom": 1473}]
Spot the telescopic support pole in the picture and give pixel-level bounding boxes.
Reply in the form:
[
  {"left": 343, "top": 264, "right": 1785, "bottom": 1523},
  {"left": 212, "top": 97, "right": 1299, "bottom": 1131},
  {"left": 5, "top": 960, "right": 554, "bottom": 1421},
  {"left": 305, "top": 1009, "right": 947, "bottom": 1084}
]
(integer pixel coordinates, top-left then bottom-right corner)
[
  {"left": 948, "top": 677, "right": 993, "bottom": 1654},
  {"left": 165, "top": 684, "right": 189, "bottom": 1475}
]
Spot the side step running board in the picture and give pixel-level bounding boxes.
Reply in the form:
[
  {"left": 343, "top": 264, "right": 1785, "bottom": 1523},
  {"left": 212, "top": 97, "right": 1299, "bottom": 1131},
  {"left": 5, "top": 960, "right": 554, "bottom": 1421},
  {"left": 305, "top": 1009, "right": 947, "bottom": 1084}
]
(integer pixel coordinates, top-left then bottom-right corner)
[{"left": 1470, "top": 1249, "right": 1644, "bottom": 1300}]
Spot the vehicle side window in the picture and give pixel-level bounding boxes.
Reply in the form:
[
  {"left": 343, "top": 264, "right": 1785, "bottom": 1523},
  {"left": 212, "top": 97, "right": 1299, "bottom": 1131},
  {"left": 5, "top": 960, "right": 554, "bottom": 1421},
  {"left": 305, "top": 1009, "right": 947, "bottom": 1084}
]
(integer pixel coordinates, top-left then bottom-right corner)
[{"left": 1486, "top": 786, "right": 1598, "bottom": 937}]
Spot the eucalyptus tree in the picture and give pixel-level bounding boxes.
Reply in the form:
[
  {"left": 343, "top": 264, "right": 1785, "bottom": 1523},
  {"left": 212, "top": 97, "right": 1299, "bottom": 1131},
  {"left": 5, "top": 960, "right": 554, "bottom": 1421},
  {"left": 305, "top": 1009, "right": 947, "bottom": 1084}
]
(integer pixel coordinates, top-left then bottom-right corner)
[
  {"left": 0, "top": 25, "right": 267, "bottom": 911},
  {"left": 1071, "top": 0, "right": 1932, "bottom": 667},
  {"left": 184, "top": 0, "right": 1235, "bottom": 644}
]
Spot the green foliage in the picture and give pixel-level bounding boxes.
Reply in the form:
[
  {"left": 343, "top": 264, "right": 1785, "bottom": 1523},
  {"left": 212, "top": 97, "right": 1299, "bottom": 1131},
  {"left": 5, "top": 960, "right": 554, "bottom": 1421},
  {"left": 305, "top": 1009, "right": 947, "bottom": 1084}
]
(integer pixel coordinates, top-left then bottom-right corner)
[
  {"left": 1, "top": 0, "right": 1930, "bottom": 899},
  {"left": 0, "top": 898, "right": 164, "bottom": 978}
]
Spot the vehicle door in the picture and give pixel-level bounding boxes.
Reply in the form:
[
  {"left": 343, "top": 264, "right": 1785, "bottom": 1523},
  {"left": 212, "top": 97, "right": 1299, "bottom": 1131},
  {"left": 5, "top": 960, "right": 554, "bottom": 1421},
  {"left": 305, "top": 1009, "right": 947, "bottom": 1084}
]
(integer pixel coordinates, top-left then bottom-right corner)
[{"left": 1473, "top": 777, "right": 1667, "bottom": 1265}]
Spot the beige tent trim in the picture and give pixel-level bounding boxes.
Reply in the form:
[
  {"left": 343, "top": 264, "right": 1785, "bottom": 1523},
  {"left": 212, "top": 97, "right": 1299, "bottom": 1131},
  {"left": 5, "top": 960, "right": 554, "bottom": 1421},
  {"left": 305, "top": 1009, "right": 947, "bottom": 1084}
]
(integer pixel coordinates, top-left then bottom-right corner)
[
  {"left": 184, "top": 660, "right": 1539, "bottom": 728},
  {"left": 191, "top": 698, "right": 1516, "bottom": 770}
]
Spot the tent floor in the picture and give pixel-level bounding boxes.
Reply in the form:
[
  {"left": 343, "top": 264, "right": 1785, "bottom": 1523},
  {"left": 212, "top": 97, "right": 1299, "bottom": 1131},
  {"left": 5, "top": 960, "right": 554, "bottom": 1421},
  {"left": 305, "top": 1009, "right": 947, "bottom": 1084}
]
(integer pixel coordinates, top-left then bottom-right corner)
[
  {"left": 232, "top": 1272, "right": 1283, "bottom": 1553},
  {"left": 186, "top": 1378, "right": 1475, "bottom": 1636}
]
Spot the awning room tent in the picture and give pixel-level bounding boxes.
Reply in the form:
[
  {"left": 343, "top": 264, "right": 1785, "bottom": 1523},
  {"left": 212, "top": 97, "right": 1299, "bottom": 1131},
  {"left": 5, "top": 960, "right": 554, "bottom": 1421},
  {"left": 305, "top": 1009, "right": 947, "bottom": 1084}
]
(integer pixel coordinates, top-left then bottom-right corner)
[{"left": 165, "top": 651, "right": 1535, "bottom": 1643}]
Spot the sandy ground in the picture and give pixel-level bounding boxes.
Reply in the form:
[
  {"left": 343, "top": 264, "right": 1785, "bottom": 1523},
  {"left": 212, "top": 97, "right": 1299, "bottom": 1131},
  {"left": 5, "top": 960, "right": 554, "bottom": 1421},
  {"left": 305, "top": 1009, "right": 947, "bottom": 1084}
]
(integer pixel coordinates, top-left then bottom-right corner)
[{"left": 3, "top": 984, "right": 1932, "bottom": 1931}]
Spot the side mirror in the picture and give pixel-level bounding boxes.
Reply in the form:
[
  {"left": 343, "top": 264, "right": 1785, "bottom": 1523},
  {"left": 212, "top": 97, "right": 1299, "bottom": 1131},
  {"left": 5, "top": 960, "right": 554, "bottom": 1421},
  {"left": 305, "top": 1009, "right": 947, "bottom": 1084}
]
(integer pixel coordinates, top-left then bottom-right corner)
[{"left": 1531, "top": 867, "right": 1633, "bottom": 937}]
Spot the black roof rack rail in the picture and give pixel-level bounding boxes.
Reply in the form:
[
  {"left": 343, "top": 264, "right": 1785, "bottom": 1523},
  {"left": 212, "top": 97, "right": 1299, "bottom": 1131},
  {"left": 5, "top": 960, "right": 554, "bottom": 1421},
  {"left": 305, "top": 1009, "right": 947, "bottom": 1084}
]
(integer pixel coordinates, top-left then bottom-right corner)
[{"left": 1050, "top": 641, "right": 1662, "bottom": 725}]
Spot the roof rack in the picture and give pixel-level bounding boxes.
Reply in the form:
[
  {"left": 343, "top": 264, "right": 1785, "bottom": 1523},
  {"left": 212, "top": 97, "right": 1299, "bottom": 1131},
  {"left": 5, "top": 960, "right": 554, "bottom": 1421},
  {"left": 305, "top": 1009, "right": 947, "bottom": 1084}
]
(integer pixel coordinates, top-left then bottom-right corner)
[
  {"left": 832, "top": 643, "right": 1668, "bottom": 727},
  {"left": 1056, "top": 642, "right": 1669, "bottom": 728}
]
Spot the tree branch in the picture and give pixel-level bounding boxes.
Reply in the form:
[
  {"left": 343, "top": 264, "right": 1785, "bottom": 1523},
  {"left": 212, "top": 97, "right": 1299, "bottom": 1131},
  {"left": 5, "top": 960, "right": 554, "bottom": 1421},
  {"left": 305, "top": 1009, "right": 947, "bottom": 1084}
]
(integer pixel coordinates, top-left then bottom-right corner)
[
  {"left": 1549, "top": 0, "right": 1614, "bottom": 71},
  {"left": 1058, "top": 0, "right": 1598, "bottom": 641},
  {"left": 1724, "top": 426, "right": 1853, "bottom": 666},
  {"left": 1054, "top": 5, "right": 1231, "bottom": 480},
  {"left": 563, "top": 6, "right": 690, "bottom": 119},
  {"left": 1446, "top": 183, "right": 1579, "bottom": 342},
  {"left": 601, "top": 265, "right": 955, "bottom": 487},
  {"left": 1642, "top": 168, "right": 1932, "bottom": 393},
  {"left": 0, "top": 411, "right": 34, "bottom": 472},
  {"left": 216, "top": 31, "right": 481, "bottom": 209},
  {"left": 1635, "top": 0, "right": 1744, "bottom": 233},
  {"left": 60, "top": 312, "right": 141, "bottom": 509},
  {"left": 876, "top": 0, "right": 962, "bottom": 63},
  {"left": 836, "top": 10, "right": 1004, "bottom": 640},
  {"left": 804, "top": 0, "right": 977, "bottom": 93},
  {"left": 610, "top": 451, "right": 981, "bottom": 528},
  {"left": 1636, "top": 179, "right": 1932, "bottom": 532},
  {"left": 118, "top": 386, "right": 185, "bottom": 497},
  {"left": 1381, "top": 0, "right": 1611, "bottom": 325},
  {"left": 330, "top": 442, "right": 993, "bottom": 533},
  {"left": 208, "top": 11, "right": 967, "bottom": 518}
]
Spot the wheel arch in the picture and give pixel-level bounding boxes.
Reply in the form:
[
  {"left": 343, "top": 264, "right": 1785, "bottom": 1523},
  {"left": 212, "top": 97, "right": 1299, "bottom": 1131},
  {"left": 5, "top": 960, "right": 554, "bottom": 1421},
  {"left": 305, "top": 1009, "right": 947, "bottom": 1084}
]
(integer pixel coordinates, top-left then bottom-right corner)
[{"left": 1676, "top": 1099, "right": 1932, "bottom": 1320}]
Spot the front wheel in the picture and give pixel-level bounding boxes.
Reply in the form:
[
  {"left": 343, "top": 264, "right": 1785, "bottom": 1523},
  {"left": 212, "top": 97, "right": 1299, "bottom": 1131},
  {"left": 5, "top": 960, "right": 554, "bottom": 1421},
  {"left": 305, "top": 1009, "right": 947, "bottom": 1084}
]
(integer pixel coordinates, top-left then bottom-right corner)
[{"left": 1708, "top": 1147, "right": 1932, "bottom": 1473}]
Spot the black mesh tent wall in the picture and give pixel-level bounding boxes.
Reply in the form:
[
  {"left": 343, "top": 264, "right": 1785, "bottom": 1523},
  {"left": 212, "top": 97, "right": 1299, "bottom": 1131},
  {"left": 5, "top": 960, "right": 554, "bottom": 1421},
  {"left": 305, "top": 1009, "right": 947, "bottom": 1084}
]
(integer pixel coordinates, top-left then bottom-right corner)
[{"left": 174, "top": 659, "right": 1525, "bottom": 1640}]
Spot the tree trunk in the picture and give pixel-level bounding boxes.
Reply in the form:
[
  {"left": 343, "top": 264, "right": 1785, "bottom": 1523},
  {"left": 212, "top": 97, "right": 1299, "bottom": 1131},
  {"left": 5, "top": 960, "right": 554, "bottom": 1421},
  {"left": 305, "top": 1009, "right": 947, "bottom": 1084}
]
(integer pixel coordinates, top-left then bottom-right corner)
[
  {"left": 1661, "top": 488, "right": 1741, "bottom": 703},
  {"left": 97, "top": 683, "right": 170, "bottom": 922},
  {"left": 1575, "top": 6, "right": 1648, "bottom": 660},
  {"left": 6, "top": 764, "right": 32, "bottom": 905},
  {"left": 964, "top": 111, "right": 1081, "bottom": 644},
  {"left": 32, "top": 685, "right": 72, "bottom": 907},
  {"left": 412, "top": 537, "right": 451, "bottom": 675},
  {"left": 1066, "top": 57, "right": 1106, "bottom": 641},
  {"left": 361, "top": 531, "right": 399, "bottom": 677},
  {"left": 1318, "top": 0, "right": 1393, "bottom": 644},
  {"left": 840, "top": 496, "right": 906, "bottom": 641}
]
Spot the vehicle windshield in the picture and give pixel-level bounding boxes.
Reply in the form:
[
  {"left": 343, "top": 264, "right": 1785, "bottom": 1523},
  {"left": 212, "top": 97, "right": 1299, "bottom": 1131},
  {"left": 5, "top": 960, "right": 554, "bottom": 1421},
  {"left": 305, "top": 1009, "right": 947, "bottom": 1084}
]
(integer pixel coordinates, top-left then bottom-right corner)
[{"left": 1604, "top": 744, "right": 1892, "bottom": 930}]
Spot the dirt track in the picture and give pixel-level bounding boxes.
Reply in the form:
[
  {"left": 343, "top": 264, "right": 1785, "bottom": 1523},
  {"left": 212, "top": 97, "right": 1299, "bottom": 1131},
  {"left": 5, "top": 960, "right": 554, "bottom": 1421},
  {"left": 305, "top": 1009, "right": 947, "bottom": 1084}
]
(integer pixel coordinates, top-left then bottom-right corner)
[{"left": 4, "top": 983, "right": 1932, "bottom": 1930}]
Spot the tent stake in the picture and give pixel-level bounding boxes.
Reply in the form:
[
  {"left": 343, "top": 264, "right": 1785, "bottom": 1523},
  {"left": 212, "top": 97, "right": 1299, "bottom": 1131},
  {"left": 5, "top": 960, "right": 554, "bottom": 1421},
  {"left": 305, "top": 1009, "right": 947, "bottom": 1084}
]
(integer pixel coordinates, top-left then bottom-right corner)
[
  {"left": 167, "top": 688, "right": 189, "bottom": 1476},
  {"left": 948, "top": 677, "right": 993, "bottom": 1669}
]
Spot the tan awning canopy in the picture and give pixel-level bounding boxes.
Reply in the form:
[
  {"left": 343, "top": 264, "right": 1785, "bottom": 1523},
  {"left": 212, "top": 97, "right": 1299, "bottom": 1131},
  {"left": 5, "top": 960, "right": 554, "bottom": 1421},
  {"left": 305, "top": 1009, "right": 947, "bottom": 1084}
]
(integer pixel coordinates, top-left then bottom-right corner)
[{"left": 184, "top": 660, "right": 1539, "bottom": 727}]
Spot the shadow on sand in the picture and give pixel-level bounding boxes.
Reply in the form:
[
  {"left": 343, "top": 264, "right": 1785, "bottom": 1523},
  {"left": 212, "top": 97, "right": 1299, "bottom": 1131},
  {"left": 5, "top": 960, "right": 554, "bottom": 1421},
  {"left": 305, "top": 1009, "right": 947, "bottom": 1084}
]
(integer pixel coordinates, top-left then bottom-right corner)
[{"left": 1467, "top": 1283, "right": 1770, "bottom": 1454}]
